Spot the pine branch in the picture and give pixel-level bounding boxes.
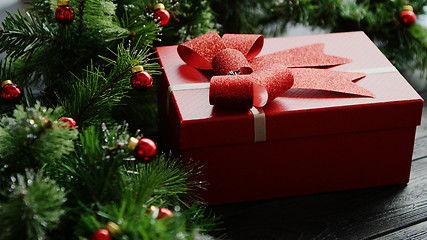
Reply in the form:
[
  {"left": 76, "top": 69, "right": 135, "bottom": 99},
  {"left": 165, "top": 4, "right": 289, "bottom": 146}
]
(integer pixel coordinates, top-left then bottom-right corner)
[
  {"left": 0, "top": 10, "right": 58, "bottom": 60},
  {"left": 0, "top": 170, "right": 67, "bottom": 240},
  {"left": 25, "top": 0, "right": 57, "bottom": 20},
  {"left": 122, "top": 154, "right": 206, "bottom": 208},
  {"left": 0, "top": 103, "right": 78, "bottom": 177},
  {"left": 164, "top": 0, "right": 217, "bottom": 44},
  {"left": 76, "top": 201, "right": 207, "bottom": 239},
  {"left": 114, "top": 12, "right": 160, "bottom": 45},
  {"left": 78, "top": 0, "right": 132, "bottom": 41},
  {"left": 74, "top": 153, "right": 210, "bottom": 239},
  {"left": 62, "top": 124, "right": 127, "bottom": 205},
  {"left": 60, "top": 39, "right": 160, "bottom": 126}
]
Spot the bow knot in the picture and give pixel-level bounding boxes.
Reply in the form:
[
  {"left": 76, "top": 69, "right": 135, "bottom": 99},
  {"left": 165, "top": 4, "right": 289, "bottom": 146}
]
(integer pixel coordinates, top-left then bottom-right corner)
[{"left": 212, "top": 48, "right": 252, "bottom": 75}]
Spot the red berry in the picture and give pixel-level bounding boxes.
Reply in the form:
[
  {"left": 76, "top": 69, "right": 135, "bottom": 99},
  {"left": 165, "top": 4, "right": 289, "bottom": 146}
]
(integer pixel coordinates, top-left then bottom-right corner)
[
  {"left": 154, "top": 9, "right": 170, "bottom": 26},
  {"left": 400, "top": 10, "right": 416, "bottom": 26},
  {"left": 90, "top": 229, "right": 110, "bottom": 240},
  {"left": 131, "top": 71, "right": 153, "bottom": 91},
  {"left": 1, "top": 83, "right": 22, "bottom": 104},
  {"left": 133, "top": 138, "right": 157, "bottom": 163},
  {"left": 59, "top": 117, "right": 77, "bottom": 128},
  {"left": 55, "top": 5, "right": 75, "bottom": 25},
  {"left": 157, "top": 208, "right": 173, "bottom": 219}
]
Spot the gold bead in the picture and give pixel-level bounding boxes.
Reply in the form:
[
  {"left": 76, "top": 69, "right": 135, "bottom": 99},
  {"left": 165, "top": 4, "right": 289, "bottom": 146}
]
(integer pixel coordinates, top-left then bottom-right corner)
[
  {"left": 147, "top": 205, "right": 159, "bottom": 218},
  {"left": 402, "top": 5, "right": 413, "bottom": 12},
  {"left": 57, "top": 0, "right": 70, "bottom": 6},
  {"left": 131, "top": 65, "right": 144, "bottom": 74},
  {"left": 105, "top": 221, "right": 120, "bottom": 235},
  {"left": 1, "top": 80, "right": 13, "bottom": 88},
  {"left": 128, "top": 137, "right": 139, "bottom": 151},
  {"left": 154, "top": 3, "right": 165, "bottom": 10}
]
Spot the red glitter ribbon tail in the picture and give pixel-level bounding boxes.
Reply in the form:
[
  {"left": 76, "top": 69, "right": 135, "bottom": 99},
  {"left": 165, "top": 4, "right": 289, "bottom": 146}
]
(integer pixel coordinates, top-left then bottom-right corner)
[
  {"left": 249, "top": 43, "right": 352, "bottom": 70},
  {"left": 290, "top": 68, "right": 375, "bottom": 98}
]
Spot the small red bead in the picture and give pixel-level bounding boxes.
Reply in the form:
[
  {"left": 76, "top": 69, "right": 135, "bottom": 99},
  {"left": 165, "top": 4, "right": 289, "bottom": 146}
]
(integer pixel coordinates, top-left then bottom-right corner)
[
  {"left": 1, "top": 84, "right": 22, "bottom": 104},
  {"left": 59, "top": 117, "right": 77, "bottom": 128},
  {"left": 131, "top": 71, "right": 153, "bottom": 91},
  {"left": 400, "top": 10, "right": 416, "bottom": 26},
  {"left": 55, "top": 5, "right": 75, "bottom": 25},
  {"left": 157, "top": 208, "right": 173, "bottom": 220},
  {"left": 133, "top": 138, "right": 157, "bottom": 163},
  {"left": 90, "top": 228, "right": 110, "bottom": 240},
  {"left": 154, "top": 9, "right": 170, "bottom": 26}
]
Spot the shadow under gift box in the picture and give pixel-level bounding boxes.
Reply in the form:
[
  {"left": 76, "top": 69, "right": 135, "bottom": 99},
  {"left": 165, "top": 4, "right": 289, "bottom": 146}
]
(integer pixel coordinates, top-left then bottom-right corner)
[{"left": 155, "top": 31, "right": 423, "bottom": 205}]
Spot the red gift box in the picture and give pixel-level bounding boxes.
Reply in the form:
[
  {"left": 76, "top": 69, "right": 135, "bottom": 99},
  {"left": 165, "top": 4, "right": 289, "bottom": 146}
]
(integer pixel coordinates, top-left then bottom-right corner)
[{"left": 156, "top": 32, "right": 423, "bottom": 205}]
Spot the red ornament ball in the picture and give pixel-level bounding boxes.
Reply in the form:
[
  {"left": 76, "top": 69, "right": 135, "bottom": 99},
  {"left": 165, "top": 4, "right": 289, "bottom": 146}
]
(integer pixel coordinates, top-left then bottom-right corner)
[
  {"left": 157, "top": 208, "right": 174, "bottom": 220},
  {"left": 154, "top": 3, "right": 170, "bottom": 26},
  {"left": 400, "top": 10, "right": 416, "bottom": 26},
  {"left": 154, "top": 9, "right": 170, "bottom": 26},
  {"left": 133, "top": 138, "right": 157, "bottom": 163},
  {"left": 90, "top": 228, "right": 110, "bottom": 240},
  {"left": 59, "top": 117, "right": 77, "bottom": 128},
  {"left": 1, "top": 80, "right": 22, "bottom": 104},
  {"left": 131, "top": 66, "right": 153, "bottom": 91},
  {"left": 55, "top": 1, "right": 75, "bottom": 25}
]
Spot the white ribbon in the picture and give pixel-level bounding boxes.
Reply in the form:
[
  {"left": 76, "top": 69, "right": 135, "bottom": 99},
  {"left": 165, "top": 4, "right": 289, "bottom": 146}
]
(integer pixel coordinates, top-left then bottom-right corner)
[
  {"left": 166, "top": 83, "right": 210, "bottom": 112},
  {"left": 250, "top": 107, "right": 266, "bottom": 142},
  {"left": 166, "top": 67, "right": 399, "bottom": 143},
  {"left": 347, "top": 66, "right": 398, "bottom": 75}
]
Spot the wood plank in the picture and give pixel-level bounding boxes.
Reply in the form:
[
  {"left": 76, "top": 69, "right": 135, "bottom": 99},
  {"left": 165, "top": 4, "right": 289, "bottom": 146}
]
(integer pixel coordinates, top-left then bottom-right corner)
[
  {"left": 411, "top": 90, "right": 427, "bottom": 160},
  {"left": 210, "top": 156, "right": 427, "bottom": 240},
  {"left": 413, "top": 134, "right": 427, "bottom": 160},
  {"left": 374, "top": 221, "right": 427, "bottom": 240},
  {"left": 414, "top": 90, "right": 427, "bottom": 140}
]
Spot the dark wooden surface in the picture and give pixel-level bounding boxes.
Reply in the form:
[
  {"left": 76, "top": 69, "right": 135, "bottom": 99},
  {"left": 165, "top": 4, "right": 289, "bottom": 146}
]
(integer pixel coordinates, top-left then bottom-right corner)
[{"left": 210, "top": 90, "right": 427, "bottom": 240}]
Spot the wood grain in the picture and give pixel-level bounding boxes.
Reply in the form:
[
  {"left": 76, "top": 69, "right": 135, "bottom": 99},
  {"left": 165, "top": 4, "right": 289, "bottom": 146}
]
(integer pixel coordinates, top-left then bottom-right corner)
[
  {"left": 375, "top": 221, "right": 427, "bottom": 240},
  {"left": 210, "top": 91, "right": 427, "bottom": 240}
]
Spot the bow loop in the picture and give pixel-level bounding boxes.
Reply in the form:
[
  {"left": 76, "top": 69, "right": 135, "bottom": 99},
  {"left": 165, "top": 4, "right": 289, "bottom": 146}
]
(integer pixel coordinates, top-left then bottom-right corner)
[
  {"left": 177, "top": 32, "right": 226, "bottom": 69},
  {"left": 212, "top": 49, "right": 252, "bottom": 75},
  {"left": 222, "top": 34, "right": 264, "bottom": 60},
  {"left": 177, "top": 32, "right": 263, "bottom": 71}
]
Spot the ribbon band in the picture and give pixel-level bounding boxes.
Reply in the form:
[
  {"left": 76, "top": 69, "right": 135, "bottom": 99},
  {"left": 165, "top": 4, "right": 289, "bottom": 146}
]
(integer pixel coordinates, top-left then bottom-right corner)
[
  {"left": 250, "top": 107, "right": 266, "bottom": 142},
  {"left": 347, "top": 66, "right": 398, "bottom": 75},
  {"left": 166, "top": 67, "right": 398, "bottom": 143}
]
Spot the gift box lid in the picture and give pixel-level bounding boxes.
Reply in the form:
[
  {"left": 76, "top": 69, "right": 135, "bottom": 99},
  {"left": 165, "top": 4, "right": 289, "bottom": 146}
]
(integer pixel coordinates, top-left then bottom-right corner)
[{"left": 156, "top": 32, "right": 423, "bottom": 150}]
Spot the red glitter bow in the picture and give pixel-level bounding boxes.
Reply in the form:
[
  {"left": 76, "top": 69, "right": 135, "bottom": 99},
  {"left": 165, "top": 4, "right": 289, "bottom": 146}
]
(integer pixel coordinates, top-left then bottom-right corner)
[{"left": 177, "top": 32, "right": 375, "bottom": 108}]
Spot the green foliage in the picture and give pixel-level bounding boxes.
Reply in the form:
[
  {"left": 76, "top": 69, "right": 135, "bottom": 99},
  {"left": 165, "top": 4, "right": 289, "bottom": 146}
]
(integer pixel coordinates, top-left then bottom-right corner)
[
  {"left": 0, "top": 103, "right": 78, "bottom": 176},
  {"left": 76, "top": 203, "right": 215, "bottom": 239},
  {"left": 210, "top": 0, "right": 427, "bottom": 85},
  {"left": 122, "top": 154, "right": 205, "bottom": 208},
  {"left": 0, "top": 9, "right": 56, "bottom": 60},
  {"left": 63, "top": 124, "right": 129, "bottom": 204},
  {"left": 161, "top": 0, "right": 217, "bottom": 45},
  {"left": 57, "top": 123, "right": 215, "bottom": 239},
  {"left": 79, "top": 0, "right": 130, "bottom": 41},
  {"left": 60, "top": 39, "right": 160, "bottom": 127},
  {"left": 0, "top": 170, "right": 67, "bottom": 240},
  {"left": 0, "top": 0, "right": 162, "bottom": 102},
  {"left": 0, "top": 0, "right": 219, "bottom": 238},
  {"left": 210, "top": 0, "right": 278, "bottom": 34}
]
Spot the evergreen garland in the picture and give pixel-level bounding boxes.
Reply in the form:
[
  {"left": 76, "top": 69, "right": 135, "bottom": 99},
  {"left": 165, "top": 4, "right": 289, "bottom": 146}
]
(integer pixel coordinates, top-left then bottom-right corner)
[{"left": 0, "top": 0, "right": 217, "bottom": 239}]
